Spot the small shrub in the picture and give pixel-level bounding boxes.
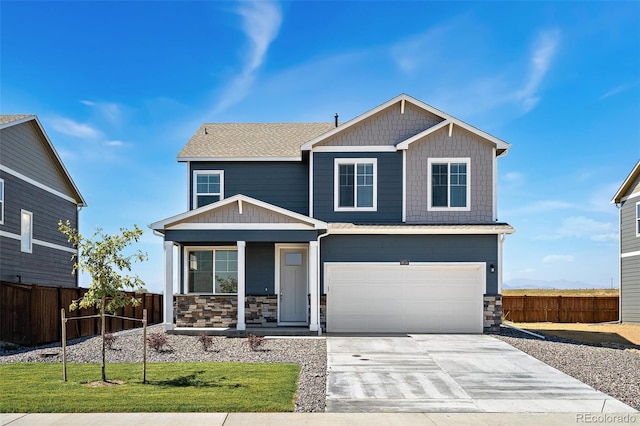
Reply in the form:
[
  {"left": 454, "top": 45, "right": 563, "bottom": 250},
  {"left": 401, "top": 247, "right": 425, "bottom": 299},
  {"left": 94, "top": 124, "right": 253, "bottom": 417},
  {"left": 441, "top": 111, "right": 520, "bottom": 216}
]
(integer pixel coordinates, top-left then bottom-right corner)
[
  {"left": 247, "top": 334, "right": 265, "bottom": 351},
  {"left": 197, "top": 332, "right": 213, "bottom": 351},
  {"left": 103, "top": 333, "right": 118, "bottom": 350},
  {"left": 147, "top": 333, "right": 169, "bottom": 352}
]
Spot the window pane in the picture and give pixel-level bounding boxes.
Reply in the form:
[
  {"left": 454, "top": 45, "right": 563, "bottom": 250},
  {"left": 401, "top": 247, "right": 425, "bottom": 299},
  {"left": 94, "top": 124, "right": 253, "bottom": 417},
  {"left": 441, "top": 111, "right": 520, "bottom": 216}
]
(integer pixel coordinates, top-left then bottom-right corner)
[
  {"left": 196, "top": 174, "right": 220, "bottom": 194},
  {"left": 285, "top": 253, "right": 303, "bottom": 266},
  {"left": 356, "top": 163, "right": 374, "bottom": 208},
  {"left": 215, "top": 250, "right": 238, "bottom": 293},
  {"left": 21, "top": 211, "right": 32, "bottom": 252},
  {"left": 357, "top": 185, "right": 373, "bottom": 207},
  {"left": 450, "top": 163, "right": 467, "bottom": 207},
  {"left": 197, "top": 195, "right": 220, "bottom": 208},
  {"left": 188, "top": 251, "right": 213, "bottom": 292},
  {"left": 432, "top": 164, "right": 448, "bottom": 207},
  {"left": 637, "top": 203, "right": 640, "bottom": 219},
  {"left": 450, "top": 186, "right": 467, "bottom": 207},
  {"left": 338, "top": 164, "right": 354, "bottom": 207}
]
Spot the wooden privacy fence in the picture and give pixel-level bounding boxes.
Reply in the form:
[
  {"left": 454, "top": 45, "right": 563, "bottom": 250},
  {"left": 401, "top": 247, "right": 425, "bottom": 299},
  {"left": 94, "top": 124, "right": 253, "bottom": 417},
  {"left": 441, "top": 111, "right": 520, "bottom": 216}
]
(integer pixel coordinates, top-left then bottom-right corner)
[
  {"left": 0, "top": 281, "right": 163, "bottom": 346},
  {"left": 502, "top": 295, "right": 619, "bottom": 323}
]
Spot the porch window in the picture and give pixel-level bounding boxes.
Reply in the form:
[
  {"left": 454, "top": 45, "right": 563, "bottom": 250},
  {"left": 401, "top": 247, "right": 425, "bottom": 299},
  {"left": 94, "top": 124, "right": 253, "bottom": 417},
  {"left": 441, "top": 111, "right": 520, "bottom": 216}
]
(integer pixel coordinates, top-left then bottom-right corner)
[
  {"left": 334, "top": 158, "right": 377, "bottom": 211},
  {"left": 193, "top": 170, "right": 224, "bottom": 208},
  {"left": 187, "top": 248, "right": 237, "bottom": 293},
  {"left": 427, "top": 158, "right": 471, "bottom": 211}
]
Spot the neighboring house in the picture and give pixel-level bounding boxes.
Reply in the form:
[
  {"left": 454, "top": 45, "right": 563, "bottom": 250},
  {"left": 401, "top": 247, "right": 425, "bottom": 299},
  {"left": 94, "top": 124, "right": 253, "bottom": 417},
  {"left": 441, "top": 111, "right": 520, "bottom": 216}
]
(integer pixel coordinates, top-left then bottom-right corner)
[
  {"left": 150, "top": 94, "right": 514, "bottom": 334},
  {"left": 612, "top": 160, "right": 640, "bottom": 323},
  {"left": 0, "top": 115, "right": 86, "bottom": 287}
]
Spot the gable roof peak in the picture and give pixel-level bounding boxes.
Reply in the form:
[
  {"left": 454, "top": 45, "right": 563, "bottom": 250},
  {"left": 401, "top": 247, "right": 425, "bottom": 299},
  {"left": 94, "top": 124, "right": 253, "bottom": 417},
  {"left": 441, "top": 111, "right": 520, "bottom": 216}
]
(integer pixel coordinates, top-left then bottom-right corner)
[{"left": 612, "top": 159, "right": 640, "bottom": 203}]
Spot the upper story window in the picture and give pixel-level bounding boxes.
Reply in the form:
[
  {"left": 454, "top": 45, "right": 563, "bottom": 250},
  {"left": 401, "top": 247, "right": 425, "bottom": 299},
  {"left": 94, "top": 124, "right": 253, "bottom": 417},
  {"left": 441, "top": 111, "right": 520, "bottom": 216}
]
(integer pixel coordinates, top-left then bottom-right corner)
[
  {"left": 334, "top": 158, "right": 377, "bottom": 211},
  {"left": 193, "top": 170, "right": 224, "bottom": 209},
  {"left": 21, "top": 210, "right": 33, "bottom": 253},
  {"left": 427, "top": 158, "right": 471, "bottom": 211},
  {"left": 0, "top": 179, "right": 4, "bottom": 225},
  {"left": 186, "top": 247, "right": 238, "bottom": 294}
]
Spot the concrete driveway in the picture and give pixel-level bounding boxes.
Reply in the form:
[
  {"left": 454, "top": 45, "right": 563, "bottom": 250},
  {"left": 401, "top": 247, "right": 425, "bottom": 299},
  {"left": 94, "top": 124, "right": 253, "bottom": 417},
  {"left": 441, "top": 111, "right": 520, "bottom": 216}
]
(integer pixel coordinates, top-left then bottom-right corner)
[{"left": 326, "top": 334, "right": 637, "bottom": 413}]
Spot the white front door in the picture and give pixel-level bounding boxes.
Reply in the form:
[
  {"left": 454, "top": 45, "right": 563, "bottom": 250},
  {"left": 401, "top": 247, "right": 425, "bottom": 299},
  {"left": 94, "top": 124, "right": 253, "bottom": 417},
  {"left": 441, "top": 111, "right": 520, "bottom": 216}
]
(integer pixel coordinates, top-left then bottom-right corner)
[{"left": 278, "top": 247, "right": 308, "bottom": 324}]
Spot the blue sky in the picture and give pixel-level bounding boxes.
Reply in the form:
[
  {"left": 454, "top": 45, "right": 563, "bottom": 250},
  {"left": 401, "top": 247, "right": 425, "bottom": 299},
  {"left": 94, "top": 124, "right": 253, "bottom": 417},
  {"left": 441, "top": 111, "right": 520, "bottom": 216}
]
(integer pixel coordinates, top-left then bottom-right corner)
[{"left": 1, "top": 1, "right": 638, "bottom": 294}]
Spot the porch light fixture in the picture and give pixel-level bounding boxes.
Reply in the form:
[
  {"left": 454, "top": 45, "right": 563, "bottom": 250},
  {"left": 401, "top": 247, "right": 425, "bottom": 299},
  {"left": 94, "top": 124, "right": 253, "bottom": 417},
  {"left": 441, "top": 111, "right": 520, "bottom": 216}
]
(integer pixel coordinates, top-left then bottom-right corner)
[
  {"left": 400, "top": 260, "right": 410, "bottom": 265},
  {"left": 489, "top": 264, "right": 495, "bottom": 273}
]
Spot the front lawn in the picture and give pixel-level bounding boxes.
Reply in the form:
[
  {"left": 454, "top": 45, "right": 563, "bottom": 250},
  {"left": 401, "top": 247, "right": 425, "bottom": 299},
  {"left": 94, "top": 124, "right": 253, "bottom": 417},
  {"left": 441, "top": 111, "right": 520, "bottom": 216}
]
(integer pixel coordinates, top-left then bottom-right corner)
[{"left": 0, "top": 362, "right": 300, "bottom": 412}]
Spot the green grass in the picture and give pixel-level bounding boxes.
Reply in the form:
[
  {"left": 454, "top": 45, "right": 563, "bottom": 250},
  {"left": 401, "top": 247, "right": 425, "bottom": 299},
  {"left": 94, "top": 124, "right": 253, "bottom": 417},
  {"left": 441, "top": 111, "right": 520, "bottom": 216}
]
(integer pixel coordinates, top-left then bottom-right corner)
[{"left": 0, "top": 362, "right": 300, "bottom": 413}]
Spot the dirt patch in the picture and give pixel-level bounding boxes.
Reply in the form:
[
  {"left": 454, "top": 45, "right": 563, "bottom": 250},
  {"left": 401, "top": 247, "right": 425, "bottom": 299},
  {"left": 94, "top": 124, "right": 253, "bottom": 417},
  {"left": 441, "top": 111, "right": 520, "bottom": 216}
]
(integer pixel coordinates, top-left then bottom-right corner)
[
  {"left": 506, "top": 321, "right": 640, "bottom": 347},
  {"left": 83, "top": 380, "right": 126, "bottom": 387}
]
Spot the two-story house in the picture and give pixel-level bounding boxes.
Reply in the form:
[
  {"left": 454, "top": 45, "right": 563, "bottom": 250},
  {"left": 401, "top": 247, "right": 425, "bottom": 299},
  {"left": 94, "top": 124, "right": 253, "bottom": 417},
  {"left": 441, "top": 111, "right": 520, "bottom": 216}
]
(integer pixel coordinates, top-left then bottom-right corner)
[
  {"left": 0, "top": 115, "right": 86, "bottom": 287},
  {"left": 612, "top": 160, "right": 640, "bottom": 323},
  {"left": 150, "top": 94, "right": 514, "bottom": 334}
]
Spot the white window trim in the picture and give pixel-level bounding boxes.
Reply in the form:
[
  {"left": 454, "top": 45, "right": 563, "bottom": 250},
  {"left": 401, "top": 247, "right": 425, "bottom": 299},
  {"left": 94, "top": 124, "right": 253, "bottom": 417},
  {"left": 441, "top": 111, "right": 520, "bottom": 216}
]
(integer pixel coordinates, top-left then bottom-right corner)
[
  {"left": 183, "top": 245, "right": 238, "bottom": 295},
  {"left": 636, "top": 201, "right": 640, "bottom": 237},
  {"left": 192, "top": 170, "right": 224, "bottom": 209},
  {"left": 0, "top": 178, "right": 4, "bottom": 225},
  {"left": 21, "top": 209, "right": 33, "bottom": 253},
  {"left": 333, "top": 158, "right": 377, "bottom": 212},
  {"left": 427, "top": 157, "right": 471, "bottom": 212}
]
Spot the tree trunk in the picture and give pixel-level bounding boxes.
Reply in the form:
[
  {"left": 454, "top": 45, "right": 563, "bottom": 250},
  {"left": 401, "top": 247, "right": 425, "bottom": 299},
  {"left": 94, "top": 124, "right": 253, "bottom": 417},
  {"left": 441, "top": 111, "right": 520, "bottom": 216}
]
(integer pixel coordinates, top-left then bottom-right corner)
[{"left": 101, "top": 296, "right": 106, "bottom": 382}]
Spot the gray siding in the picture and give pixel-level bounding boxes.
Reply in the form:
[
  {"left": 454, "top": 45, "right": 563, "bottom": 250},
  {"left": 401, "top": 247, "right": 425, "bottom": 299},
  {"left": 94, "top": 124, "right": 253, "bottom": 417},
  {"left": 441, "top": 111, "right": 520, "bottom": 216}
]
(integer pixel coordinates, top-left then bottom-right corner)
[
  {"left": 406, "top": 126, "right": 494, "bottom": 223},
  {"left": 621, "top": 256, "right": 640, "bottom": 323},
  {"left": 0, "top": 171, "right": 78, "bottom": 287},
  {"left": 313, "top": 152, "right": 402, "bottom": 223},
  {"left": 246, "top": 243, "right": 275, "bottom": 295},
  {"left": 190, "top": 162, "right": 308, "bottom": 215},
  {"left": 620, "top": 197, "right": 640, "bottom": 254},
  {"left": 164, "top": 229, "right": 318, "bottom": 243},
  {"left": 0, "top": 121, "right": 77, "bottom": 199},
  {"left": 320, "top": 234, "right": 499, "bottom": 294},
  {"left": 317, "top": 102, "right": 444, "bottom": 147}
]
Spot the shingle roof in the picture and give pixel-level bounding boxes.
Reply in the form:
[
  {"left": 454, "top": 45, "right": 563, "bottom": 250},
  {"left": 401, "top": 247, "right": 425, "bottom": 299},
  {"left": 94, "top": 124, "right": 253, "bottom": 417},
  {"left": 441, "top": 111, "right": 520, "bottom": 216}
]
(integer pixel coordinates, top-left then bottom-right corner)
[
  {"left": 177, "top": 122, "right": 335, "bottom": 160},
  {"left": 0, "top": 114, "right": 34, "bottom": 127}
]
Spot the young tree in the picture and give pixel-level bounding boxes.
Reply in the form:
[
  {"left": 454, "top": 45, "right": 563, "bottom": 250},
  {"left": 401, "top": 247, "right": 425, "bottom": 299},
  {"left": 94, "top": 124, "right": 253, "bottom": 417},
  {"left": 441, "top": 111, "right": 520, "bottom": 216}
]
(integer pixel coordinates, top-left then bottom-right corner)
[{"left": 59, "top": 221, "right": 147, "bottom": 382}]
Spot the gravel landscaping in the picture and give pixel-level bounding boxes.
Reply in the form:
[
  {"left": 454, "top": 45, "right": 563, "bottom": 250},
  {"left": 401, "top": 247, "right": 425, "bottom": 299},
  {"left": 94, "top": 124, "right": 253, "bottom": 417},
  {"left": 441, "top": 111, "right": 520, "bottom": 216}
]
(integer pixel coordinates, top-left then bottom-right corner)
[
  {"left": 3, "top": 325, "right": 639, "bottom": 413},
  {"left": 496, "top": 326, "right": 640, "bottom": 411},
  {"left": 0, "top": 326, "right": 327, "bottom": 413}
]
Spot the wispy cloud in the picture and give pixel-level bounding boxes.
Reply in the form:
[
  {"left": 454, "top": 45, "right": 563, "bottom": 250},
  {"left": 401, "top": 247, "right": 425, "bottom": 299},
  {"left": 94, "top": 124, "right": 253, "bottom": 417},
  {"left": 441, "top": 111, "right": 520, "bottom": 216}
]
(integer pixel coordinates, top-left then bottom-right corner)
[
  {"left": 513, "top": 29, "right": 560, "bottom": 112},
  {"left": 535, "top": 216, "right": 617, "bottom": 242},
  {"left": 81, "top": 100, "right": 123, "bottom": 127},
  {"left": 213, "top": 0, "right": 282, "bottom": 113},
  {"left": 598, "top": 82, "right": 639, "bottom": 100},
  {"left": 104, "top": 140, "right": 124, "bottom": 147},
  {"left": 49, "top": 117, "right": 102, "bottom": 139},
  {"left": 542, "top": 254, "right": 575, "bottom": 264}
]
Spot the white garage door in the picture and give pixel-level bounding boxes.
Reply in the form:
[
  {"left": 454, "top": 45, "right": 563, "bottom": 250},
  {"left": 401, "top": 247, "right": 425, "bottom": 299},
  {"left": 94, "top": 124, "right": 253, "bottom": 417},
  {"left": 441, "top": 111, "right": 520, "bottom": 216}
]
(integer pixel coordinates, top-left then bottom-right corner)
[{"left": 326, "top": 263, "right": 485, "bottom": 333}]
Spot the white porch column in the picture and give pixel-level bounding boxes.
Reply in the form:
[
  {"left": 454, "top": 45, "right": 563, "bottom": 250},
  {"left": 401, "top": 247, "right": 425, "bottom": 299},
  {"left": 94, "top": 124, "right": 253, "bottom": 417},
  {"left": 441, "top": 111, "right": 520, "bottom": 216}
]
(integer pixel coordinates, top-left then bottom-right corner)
[
  {"left": 163, "top": 241, "right": 174, "bottom": 331},
  {"left": 237, "top": 241, "right": 246, "bottom": 331},
  {"left": 308, "top": 241, "right": 319, "bottom": 332}
]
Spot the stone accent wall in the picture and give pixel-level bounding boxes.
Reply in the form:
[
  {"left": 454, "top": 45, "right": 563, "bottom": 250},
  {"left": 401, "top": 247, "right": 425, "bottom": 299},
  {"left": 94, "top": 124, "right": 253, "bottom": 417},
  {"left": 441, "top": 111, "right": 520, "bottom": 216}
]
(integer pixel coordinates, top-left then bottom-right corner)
[
  {"left": 246, "top": 295, "right": 278, "bottom": 326},
  {"left": 320, "top": 295, "right": 327, "bottom": 332},
  {"left": 483, "top": 294, "right": 502, "bottom": 333},
  {"left": 175, "top": 295, "right": 279, "bottom": 328}
]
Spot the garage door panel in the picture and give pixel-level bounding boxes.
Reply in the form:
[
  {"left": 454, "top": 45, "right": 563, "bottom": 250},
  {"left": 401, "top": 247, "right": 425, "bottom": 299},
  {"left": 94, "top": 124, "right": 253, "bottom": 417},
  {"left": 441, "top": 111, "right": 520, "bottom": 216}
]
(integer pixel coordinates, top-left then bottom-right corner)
[{"left": 327, "top": 263, "right": 484, "bottom": 333}]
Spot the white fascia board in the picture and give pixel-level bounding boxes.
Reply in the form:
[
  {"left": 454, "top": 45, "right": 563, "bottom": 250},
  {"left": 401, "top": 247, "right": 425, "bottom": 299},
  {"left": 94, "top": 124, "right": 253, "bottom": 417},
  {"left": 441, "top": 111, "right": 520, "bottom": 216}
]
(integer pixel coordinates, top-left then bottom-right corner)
[
  {"left": 150, "top": 194, "right": 328, "bottom": 231},
  {"left": 167, "top": 223, "right": 316, "bottom": 231},
  {"left": 177, "top": 156, "right": 301, "bottom": 162},
  {"left": 312, "top": 145, "right": 397, "bottom": 152},
  {"left": 0, "top": 165, "right": 79, "bottom": 205},
  {"left": 396, "top": 120, "right": 451, "bottom": 149},
  {"left": 611, "top": 160, "right": 640, "bottom": 203},
  {"left": 620, "top": 192, "right": 640, "bottom": 203},
  {"left": 326, "top": 226, "right": 516, "bottom": 235}
]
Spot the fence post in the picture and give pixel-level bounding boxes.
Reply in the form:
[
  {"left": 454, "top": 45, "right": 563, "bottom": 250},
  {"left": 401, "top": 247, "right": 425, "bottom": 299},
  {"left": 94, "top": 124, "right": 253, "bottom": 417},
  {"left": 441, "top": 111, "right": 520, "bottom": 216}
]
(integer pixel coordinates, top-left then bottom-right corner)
[
  {"left": 142, "top": 309, "right": 147, "bottom": 384},
  {"left": 61, "top": 308, "right": 67, "bottom": 382}
]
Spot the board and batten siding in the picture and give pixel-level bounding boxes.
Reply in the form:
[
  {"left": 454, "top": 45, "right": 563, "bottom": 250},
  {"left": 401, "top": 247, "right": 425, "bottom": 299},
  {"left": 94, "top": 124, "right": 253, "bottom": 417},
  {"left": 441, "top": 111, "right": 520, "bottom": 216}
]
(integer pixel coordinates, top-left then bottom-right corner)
[
  {"left": 406, "top": 126, "right": 495, "bottom": 223},
  {"left": 0, "top": 121, "right": 77, "bottom": 198},
  {"left": 320, "top": 234, "right": 498, "bottom": 294},
  {"left": 312, "top": 152, "right": 402, "bottom": 223},
  {"left": 190, "top": 162, "right": 309, "bottom": 215},
  {"left": 0, "top": 171, "right": 78, "bottom": 287}
]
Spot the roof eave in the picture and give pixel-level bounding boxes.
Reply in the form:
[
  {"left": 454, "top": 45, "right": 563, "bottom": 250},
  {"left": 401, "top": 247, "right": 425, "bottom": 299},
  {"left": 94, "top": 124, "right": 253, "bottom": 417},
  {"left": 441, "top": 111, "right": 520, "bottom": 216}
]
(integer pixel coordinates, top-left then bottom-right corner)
[{"left": 611, "top": 160, "right": 640, "bottom": 204}]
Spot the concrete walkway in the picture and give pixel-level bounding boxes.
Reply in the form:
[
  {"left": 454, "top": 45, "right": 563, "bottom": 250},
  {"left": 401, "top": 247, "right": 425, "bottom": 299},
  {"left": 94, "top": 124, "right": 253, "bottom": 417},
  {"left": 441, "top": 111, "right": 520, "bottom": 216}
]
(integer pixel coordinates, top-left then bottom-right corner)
[
  {"left": 3, "top": 412, "right": 640, "bottom": 426},
  {"left": 326, "top": 334, "right": 638, "bottom": 413}
]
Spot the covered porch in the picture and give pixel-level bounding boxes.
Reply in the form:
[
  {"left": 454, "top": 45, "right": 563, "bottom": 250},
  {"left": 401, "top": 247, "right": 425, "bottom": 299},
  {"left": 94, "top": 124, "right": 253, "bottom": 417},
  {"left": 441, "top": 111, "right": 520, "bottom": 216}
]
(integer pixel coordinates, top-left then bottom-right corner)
[{"left": 150, "top": 195, "right": 327, "bottom": 335}]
